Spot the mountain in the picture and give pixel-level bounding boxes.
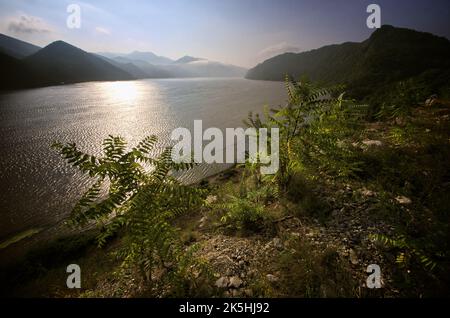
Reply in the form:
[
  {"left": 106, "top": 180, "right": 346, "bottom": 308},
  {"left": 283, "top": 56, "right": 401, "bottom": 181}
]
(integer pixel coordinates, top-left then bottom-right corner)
[
  {"left": 98, "top": 51, "right": 174, "bottom": 65},
  {"left": 246, "top": 25, "right": 450, "bottom": 100},
  {"left": 0, "top": 52, "right": 39, "bottom": 89},
  {"left": 0, "top": 33, "right": 41, "bottom": 58},
  {"left": 173, "top": 55, "right": 204, "bottom": 64},
  {"left": 0, "top": 33, "right": 246, "bottom": 90},
  {"left": 24, "top": 41, "right": 133, "bottom": 86},
  {"left": 126, "top": 51, "right": 174, "bottom": 65},
  {"left": 111, "top": 56, "right": 173, "bottom": 78},
  {"left": 95, "top": 54, "right": 149, "bottom": 79},
  {"left": 100, "top": 52, "right": 247, "bottom": 78},
  {"left": 166, "top": 59, "right": 247, "bottom": 77}
]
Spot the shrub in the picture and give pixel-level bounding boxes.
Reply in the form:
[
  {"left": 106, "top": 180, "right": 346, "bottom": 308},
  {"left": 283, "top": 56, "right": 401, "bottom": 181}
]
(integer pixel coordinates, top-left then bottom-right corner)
[{"left": 53, "top": 135, "right": 207, "bottom": 295}]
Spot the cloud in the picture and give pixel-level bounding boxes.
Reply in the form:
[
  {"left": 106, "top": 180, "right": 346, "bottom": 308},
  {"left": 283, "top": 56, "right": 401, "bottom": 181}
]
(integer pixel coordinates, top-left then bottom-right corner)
[
  {"left": 257, "top": 42, "right": 301, "bottom": 62},
  {"left": 95, "top": 27, "right": 111, "bottom": 35},
  {"left": 7, "top": 14, "right": 53, "bottom": 35}
]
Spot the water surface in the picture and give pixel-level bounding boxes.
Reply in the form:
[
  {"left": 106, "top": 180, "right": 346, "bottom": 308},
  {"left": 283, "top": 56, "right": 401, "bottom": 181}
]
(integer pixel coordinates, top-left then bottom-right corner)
[{"left": 0, "top": 78, "right": 286, "bottom": 247}]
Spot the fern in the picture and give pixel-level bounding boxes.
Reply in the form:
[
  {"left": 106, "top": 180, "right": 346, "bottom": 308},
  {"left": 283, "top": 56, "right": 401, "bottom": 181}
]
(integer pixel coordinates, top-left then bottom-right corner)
[{"left": 372, "top": 234, "right": 438, "bottom": 272}]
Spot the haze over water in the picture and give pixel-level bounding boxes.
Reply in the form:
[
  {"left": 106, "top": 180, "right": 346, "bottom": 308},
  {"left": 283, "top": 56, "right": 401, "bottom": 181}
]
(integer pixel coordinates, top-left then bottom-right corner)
[{"left": 0, "top": 78, "right": 286, "bottom": 244}]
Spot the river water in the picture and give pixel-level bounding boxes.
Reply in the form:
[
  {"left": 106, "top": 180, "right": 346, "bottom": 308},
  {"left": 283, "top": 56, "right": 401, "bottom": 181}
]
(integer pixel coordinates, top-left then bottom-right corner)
[{"left": 0, "top": 78, "right": 286, "bottom": 255}]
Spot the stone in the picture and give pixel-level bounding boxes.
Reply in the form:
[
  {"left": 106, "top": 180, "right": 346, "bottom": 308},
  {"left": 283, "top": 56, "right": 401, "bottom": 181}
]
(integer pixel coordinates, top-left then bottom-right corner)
[
  {"left": 272, "top": 237, "right": 283, "bottom": 249},
  {"left": 266, "top": 274, "right": 279, "bottom": 283},
  {"left": 215, "top": 277, "right": 229, "bottom": 288},
  {"left": 349, "top": 249, "right": 359, "bottom": 265},
  {"left": 229, "top": 276, "right": 243, "bottom": 289},
  {"left": 362, "top": 140, "right": 383, "bottom": 147},
  {"left": 205, "top": 195, "right": 217, "bottom": 205},
  {"left": 198, "top": 216, "right": 208, "bottom": 228},
  {"left": 244, "top": 289, "right": 254, "bottom": 297},
  {"left": 395, "top": 196, "right": 412, "bottom": 205},
  {"left": 361, "top": 188, "right": 375, "bottom": 197}
]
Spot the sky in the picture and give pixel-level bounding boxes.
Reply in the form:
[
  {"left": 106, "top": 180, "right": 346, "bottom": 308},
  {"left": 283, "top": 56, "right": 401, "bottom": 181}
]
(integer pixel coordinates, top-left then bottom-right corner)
[{"left": 0, "top": 0, "right": 449, "bottom": 68}]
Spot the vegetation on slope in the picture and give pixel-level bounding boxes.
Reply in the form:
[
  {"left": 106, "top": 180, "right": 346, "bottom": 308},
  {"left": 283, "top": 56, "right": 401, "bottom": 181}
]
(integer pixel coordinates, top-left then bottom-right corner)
[
  {"left": 246, "top": 25, "right": 450, "bottom": 107},
  {"left": 1, "top": 74, "right": 449, "bottom": 298}
]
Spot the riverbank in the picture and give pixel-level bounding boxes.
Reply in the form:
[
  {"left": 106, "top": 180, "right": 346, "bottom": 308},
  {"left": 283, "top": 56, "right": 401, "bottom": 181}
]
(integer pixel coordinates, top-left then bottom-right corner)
[{"left": 2, "top": 100, "right": 449, "bottom": 297}]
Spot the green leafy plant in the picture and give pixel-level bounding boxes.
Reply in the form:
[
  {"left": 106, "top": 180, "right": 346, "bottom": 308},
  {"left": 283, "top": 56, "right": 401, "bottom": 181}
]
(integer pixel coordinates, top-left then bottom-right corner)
[
  {"left": 372, "top": 234, "right": 437, "bottom": 271},
  {"left": 53, "top": 135, "right": 206, "bottom": 294},
  {"left": 245, "top": 76, "right": 366, "bottom": 186},
  {"left": 216, "top": 180, "right": 278, "bottom": 233},
  {"left": 244, "top": 76, "right": 340, "bottom": 188}
]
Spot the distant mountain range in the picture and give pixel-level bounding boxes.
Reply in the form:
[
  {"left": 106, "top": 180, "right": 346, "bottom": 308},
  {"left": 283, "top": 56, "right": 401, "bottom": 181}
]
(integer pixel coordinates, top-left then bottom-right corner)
[
  {"left": 246, "top": 25, "right": 450, "bottom": 101},
  {"left": 96, "top": 52, "right": 247, "bottom": 79},
  {"left": 98, "top": 51, "right": 174, "bottom": 65},
  {"left": 0, "top": 34, "right": 247, "bottom": 90},
  {"left": 3, "top": 25, "right": 449, "bottom": 96}
]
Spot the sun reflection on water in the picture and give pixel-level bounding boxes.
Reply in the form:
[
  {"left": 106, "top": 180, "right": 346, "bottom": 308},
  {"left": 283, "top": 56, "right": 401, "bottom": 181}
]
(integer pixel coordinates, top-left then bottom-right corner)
[{"left": 98, "top": 81, "right": 142, "bottom": 105}]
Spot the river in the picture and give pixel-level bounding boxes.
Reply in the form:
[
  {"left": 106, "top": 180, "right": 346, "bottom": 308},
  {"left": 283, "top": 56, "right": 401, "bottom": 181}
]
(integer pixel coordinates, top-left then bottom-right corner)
[{"left": 0, "top": 78, "right": 286, "bottom": 260}]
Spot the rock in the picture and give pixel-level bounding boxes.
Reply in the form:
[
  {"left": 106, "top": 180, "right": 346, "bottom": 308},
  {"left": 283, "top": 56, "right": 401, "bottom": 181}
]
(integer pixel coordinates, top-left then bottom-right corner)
[
  {"left": 361, "top": 188, "right": 375, "bottom": 197},
  {"left": 244, "top": 289, "right": 254, "bottom": 297},
  {"left": 229, "top": 276, "right": 243, "bottom": 289},
  {"left": 362, "top": 140, "right": 383, "bottom": 147},
  {"left": 215, "top": 277, "right": 229, "bottom": 288},
  {"left": 425, "top": 95, "right": 438, "bottom": 107},
  {"left": 205, "top": 195, "right": 217, "bottom": 205},
  {"left": 349, "top": 249, "right": 359, "bottom": 265},
  {"left": 266, "top": 274, "right": 279, "bottom": 283},
  {"left": 395, "top": 196, "right": 412, "bottom": 205},
  {"left": 272, "top": 238, "right": 283, "bottom": 249},
  {"left": 231, "top": 289, "right": 242, "bottom": 297},
  {"left": 198, "top": 216, "right": 208, "bottom": 228}
]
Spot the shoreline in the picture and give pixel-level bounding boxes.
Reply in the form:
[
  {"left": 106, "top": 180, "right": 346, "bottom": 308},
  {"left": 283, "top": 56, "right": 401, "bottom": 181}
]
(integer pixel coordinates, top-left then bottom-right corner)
[{"left": 0, "top": 164, "right": 238, "bottom": 269}]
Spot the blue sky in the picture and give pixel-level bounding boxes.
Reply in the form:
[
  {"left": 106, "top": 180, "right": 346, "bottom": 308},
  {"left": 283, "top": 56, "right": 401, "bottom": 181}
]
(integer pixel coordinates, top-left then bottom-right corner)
[{"left": 0, "top": 0, "right": 449, "bottom": 67}]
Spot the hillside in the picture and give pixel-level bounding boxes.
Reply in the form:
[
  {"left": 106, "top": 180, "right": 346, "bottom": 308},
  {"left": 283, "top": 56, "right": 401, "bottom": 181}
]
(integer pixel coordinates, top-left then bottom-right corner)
[
  {"left": 173, "top": 55, "right": 204, "bottom": 64},
  {"left": 246, "top": 25, "right": 450, "bottom": 102},
  {"left": 3, "top": 80, "right": 449, "bottom": 298},
  {"left": 98, "top": 52, "right": 247, "bottom": 78},
  {"left": 111, "top": 56, "right": 173, "bottom": 78},
  {"left": 0, "top": 33, "right": 41, "bottom": 58},
  {"left": 99, "top": 51, "right": 174, "bottom": 65},
  {"left": 23, "top": 41, "right": 133, "bottom": 86},
  {"left": 95, "top": 55, "right": 150, "bottom": 79},
  {"left": 0, "top": 52, "right": 38, "bottom": 89}
]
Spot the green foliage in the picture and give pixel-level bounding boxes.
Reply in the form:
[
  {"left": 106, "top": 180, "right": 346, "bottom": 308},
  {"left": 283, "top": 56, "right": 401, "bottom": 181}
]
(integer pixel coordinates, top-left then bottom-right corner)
[
  {"left": 245, "top": 76, "right": 366, "bottom": 187},
  {"left": 246, "top": 25, "right": 450, "bottom": 109},
  {"left": 53, "top": 135, "right": 207, "bottom": 294},
  {"left": 375, "top": 80, "right": 422, "bottom": 120},
  {"left": 245, "top": 76, "right": 339, "bottom": 187},
  {"left": 299, "top": 94, "right": 367, "bottom": 178},
  {"left": 372, "top": 234, "right": 437, "bottom": 271},
  {"left": 286, "top": 172, "right": 331, "bottom": 221},
  {"left": 276, "top": 237, "right": 358, "bottom": 297},
  {"left": 218, "top": 183, "right": 276, "bottom": 233}
]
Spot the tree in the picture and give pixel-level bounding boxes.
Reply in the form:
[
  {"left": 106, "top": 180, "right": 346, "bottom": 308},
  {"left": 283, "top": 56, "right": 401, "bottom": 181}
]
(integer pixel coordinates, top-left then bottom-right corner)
[{"left": 53, "top": 135, "right": 206, "bottom": 293}]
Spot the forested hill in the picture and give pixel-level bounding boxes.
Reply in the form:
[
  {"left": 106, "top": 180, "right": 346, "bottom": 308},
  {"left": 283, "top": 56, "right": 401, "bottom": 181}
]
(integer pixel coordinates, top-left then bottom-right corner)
[{"left": 246, "top": 25, "right": 450, "bottom": 102}]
